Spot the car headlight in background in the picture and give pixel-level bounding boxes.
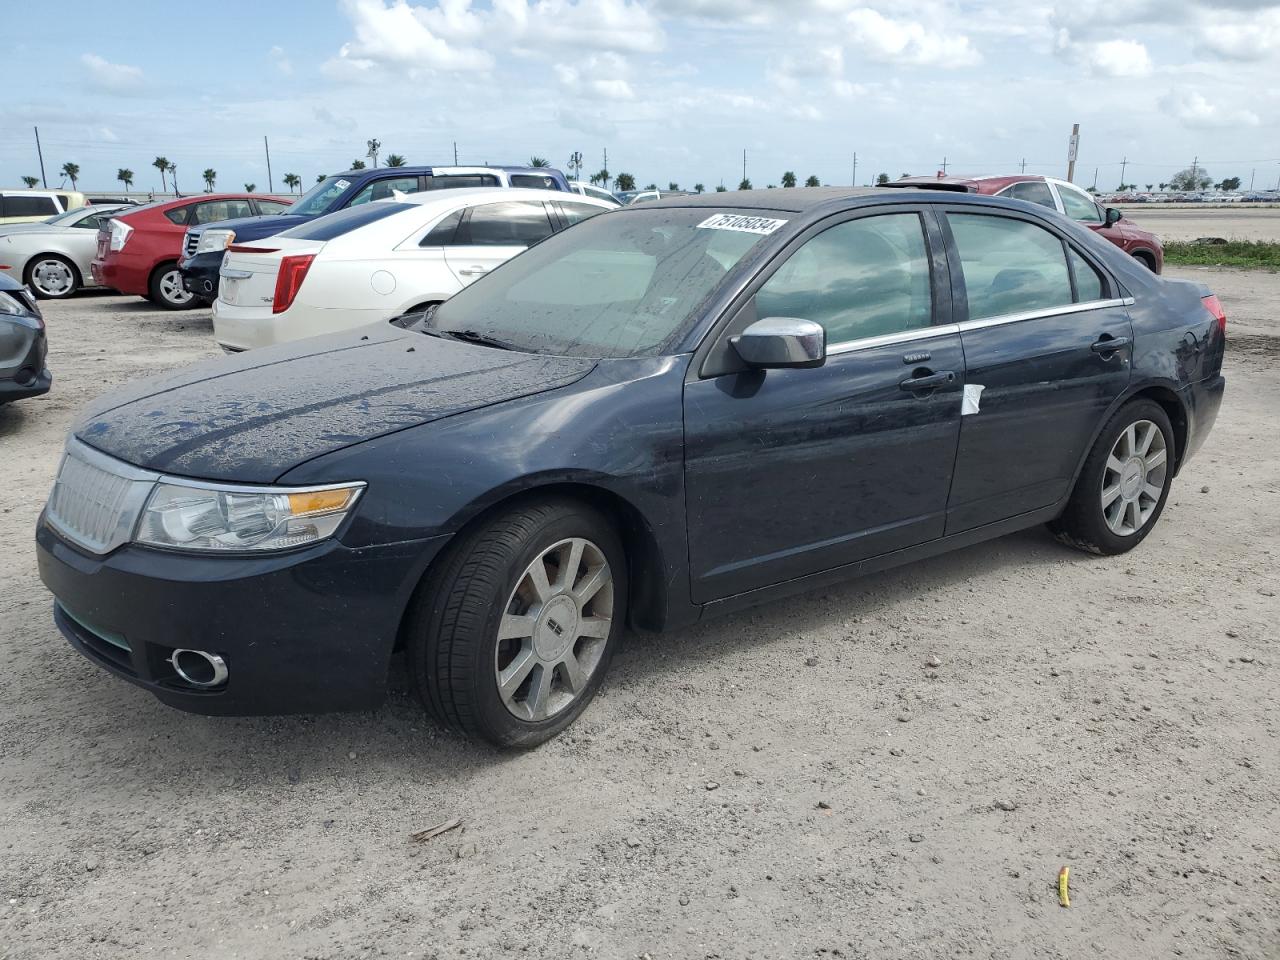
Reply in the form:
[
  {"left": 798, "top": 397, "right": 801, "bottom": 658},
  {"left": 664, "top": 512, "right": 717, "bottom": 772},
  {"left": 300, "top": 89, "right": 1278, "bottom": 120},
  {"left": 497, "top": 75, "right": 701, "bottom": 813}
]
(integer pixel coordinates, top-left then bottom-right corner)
[
  {"left": 0, "top": 289, "right": 42, "bottom": 326},
  {"left": 195, "top": 229, "right": 236, "bottom": 255},
  {"left": 108, "top": 219, "right": 133, "bottom": 252},
  {"left": 136, "top": 480, "right": 364, "bottom": 552}
]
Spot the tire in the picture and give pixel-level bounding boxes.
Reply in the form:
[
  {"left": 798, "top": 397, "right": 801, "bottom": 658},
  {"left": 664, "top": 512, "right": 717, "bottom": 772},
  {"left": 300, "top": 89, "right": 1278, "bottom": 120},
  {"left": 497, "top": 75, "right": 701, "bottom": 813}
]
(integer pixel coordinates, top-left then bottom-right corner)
[
  {"left": 24, "top": 255, "right": 80, "bottom": 300},
  {"left": 406, "top": 498, "right": 627, "bottom": 748},
  {"left": 1049, "top": 399, "right": 1175, "bottom": 555},
  {"left": 147, "top": 263, "right": 196, "bottom": 310},
  {"left": 1132, "top": 251, "right": 1157, "bottom": 272}
]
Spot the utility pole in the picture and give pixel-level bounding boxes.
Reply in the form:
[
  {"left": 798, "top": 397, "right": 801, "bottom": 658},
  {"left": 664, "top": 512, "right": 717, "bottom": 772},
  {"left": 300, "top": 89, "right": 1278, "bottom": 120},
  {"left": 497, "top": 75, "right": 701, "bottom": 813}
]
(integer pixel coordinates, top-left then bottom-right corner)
[
  {"left": 453, "top": 141, "right": 459, "bottom": 165},
  {"left": 1020, "top": 157, "right": 1027, "bottom": 174},
  {"left": 1190, "top": 155, "right": 1199, "bottom": 189},
  {"left": 1118, "top": 156, "right": 1127, "bottom": 190},
  {"left": 1066, "top": 123, "right": 1080, "bottom": 182},
  {"left": 33, "top": 126, "right": 47, "bottom": 187},
  {"left": 852, "top": 152, "right": 857, "bottom": 186},
  {"left": 742, "top": 148, "right": 747, "bottom": 185},
  {"left": 1249, "top": 169, "right": 1255, "bottom": 191},
  {"left": 941, "top": 156, "right": 948, "bottom": 174},
  {"left": 264, "top": 136, "right": 274, "bottom": 193},
  {"left": 1092, "top": 167, "right": 1098, "bottom": 190}
]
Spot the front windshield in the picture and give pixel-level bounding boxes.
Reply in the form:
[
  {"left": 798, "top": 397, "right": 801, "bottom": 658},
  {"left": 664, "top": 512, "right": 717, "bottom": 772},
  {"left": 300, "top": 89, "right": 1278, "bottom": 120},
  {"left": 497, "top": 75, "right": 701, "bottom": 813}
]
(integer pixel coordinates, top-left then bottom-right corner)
[
  {"left": 291, "top": 176, "right": 354, "bottom": 217},
  {"left": 429, "top": 207, "right": 786, "bottom": 358}
]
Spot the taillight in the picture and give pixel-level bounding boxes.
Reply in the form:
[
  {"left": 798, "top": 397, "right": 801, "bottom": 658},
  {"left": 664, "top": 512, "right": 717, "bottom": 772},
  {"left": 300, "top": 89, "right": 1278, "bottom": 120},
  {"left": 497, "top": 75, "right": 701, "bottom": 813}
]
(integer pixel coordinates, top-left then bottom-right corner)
[
  {"left": 108, "top": 219, "right": 133, "bottom": 252},
  {"left": 1202, "top": 294, "right": 1226, "bottom": 332},
  {"left": 273, "top": 254, "right": 315, "bottom": 314}
]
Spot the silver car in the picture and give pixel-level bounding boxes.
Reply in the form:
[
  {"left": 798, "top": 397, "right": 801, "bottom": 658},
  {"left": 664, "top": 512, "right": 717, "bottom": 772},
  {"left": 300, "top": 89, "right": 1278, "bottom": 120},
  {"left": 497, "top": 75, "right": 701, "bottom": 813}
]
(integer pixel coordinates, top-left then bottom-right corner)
[{"left": 0, "top": 205, "right": 128, "bottom": 299}]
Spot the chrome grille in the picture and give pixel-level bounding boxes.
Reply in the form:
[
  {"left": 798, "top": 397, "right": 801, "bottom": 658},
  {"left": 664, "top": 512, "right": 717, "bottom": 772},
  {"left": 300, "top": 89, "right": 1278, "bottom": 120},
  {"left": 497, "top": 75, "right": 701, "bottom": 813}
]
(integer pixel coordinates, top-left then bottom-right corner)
[
  {"left": 184, "top": 230, "right": 198, "bottom": 257},
  {"left": 46, "top": 443, "right": 158, "bottom": 555}
]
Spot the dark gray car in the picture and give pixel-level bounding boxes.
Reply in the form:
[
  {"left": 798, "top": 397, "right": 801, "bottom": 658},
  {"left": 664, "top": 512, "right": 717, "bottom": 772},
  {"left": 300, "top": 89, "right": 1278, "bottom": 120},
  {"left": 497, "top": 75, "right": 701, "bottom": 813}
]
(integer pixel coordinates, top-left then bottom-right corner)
[{"left": 0, "top": 275, "right": 49, "bottom": 404}]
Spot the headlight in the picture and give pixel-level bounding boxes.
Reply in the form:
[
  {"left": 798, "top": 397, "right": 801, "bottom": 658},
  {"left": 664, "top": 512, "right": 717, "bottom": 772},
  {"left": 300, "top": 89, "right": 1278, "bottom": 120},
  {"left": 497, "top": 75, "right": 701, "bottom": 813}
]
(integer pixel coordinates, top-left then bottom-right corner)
[
  {"left": 0, "top": 290, "right": 40, "bottom": 326},
  {"left": 136, "top": 480, "right": 364, "bottom": 552},
  {"left": 195, "top": 229, "right": 236, "bottom": 255},
  {"left": 109, "top": 219, "right": 133, "bottom": 252}
]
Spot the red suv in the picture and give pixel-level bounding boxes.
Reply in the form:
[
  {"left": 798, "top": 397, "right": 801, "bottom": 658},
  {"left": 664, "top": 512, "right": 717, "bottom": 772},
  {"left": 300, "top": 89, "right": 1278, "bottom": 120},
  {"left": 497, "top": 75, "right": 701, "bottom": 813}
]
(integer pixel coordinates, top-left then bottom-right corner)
[
  {"left": 883, "top": 175, "right": 1163, "bottom": 273},
  {"left": 92, "top": 194, "right": 292, "bottom": 309}
]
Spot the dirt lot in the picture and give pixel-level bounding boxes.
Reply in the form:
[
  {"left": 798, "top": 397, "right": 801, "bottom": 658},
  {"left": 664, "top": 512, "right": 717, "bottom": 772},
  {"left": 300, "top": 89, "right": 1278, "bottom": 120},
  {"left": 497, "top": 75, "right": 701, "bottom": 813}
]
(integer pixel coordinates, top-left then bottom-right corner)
[{"left": 1, "top": 271, "right": 1278, "bottom": 959}]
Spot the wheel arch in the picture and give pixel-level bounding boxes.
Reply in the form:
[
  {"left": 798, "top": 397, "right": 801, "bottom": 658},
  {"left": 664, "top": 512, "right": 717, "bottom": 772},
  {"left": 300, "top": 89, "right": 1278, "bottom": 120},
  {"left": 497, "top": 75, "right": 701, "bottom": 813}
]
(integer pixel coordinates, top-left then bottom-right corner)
[{"left": 1071, "top": 381, "right": 1190, "bottom": 490}]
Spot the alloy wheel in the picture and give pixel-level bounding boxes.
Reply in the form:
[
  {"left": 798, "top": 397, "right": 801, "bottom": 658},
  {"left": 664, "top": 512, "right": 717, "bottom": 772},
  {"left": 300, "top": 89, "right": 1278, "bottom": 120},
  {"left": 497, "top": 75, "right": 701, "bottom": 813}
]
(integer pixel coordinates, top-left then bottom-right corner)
[
  {"left": 494, "top": 537, "right": 614, "bottom": 722},
  {"left": 1101, "top": 419, "right": 1168, "bottom": 536},
  {"left": 159, "top": 269, "right": 194, "bottom": 306}
]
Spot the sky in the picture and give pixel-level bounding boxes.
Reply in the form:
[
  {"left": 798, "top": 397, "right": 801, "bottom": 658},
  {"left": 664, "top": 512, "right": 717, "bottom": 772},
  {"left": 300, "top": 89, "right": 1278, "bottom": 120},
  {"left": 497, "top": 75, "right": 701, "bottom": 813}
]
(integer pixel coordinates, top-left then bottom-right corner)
[{"left": 3, "top": 0, "right": 1279, "bottom": 195}]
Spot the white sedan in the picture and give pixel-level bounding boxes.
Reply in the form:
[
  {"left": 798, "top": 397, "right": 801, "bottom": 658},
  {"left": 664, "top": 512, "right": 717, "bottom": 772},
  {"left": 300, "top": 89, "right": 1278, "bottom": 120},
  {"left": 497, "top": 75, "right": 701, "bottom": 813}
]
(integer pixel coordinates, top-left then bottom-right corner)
[{"left": 211, "top": 188, "right": 614, "bottom": 351}]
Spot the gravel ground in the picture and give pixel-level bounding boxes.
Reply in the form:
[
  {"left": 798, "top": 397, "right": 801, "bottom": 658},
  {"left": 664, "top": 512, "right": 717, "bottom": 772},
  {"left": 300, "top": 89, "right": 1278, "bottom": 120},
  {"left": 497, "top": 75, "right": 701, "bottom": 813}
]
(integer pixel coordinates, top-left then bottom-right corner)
[{"left": 1, "top": 275, "right": 1277, "bottom": 960}]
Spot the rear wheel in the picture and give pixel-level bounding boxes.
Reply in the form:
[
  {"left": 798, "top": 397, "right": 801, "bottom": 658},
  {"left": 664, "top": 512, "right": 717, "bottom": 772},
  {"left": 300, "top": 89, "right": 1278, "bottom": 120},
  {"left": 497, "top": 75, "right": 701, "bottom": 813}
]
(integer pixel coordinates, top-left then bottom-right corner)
[
  {"left": 25, "top": 255, "right": 80, "bottom": 299},
  {"left": 406, "top": 498, "right": 627, "bottom": 748},
  {"left": 1049, "top": 400, "right": 1175, "bottom": 555},
  {"left": 147, "top": 263, "right": 195, "bottom": 309}
]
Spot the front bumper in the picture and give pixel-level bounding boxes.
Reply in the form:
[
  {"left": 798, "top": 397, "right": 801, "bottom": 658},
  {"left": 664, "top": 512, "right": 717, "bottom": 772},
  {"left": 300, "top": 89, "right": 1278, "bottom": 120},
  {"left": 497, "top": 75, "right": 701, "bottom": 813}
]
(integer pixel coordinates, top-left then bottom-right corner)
[
  {"left": 178, "top": 251, "right": 223, "bottom": 300},
  {"left": 36, "top": 520, "right": 450, "bottom": 715},
  {"left": 0, "top": 322, "right": 50, "bottom": 401}
]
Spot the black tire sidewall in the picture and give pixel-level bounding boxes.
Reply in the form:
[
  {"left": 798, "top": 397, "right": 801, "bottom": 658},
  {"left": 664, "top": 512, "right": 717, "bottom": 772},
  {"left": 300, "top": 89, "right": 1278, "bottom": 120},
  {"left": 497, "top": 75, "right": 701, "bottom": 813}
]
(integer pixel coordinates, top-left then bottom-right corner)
[{"left": 1073, "top": 400, "right": 1175, "bottom": 554}]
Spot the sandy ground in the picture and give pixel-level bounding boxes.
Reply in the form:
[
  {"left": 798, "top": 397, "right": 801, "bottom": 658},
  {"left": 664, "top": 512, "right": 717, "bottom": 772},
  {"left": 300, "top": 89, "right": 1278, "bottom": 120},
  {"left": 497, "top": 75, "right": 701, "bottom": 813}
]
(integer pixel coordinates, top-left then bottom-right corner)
[
  {"left": 1120, "top": 206, "right": 1280, "bottom": 243},
  {"left": 1, "top": 271, "right": 1278, "bottom": 959}
]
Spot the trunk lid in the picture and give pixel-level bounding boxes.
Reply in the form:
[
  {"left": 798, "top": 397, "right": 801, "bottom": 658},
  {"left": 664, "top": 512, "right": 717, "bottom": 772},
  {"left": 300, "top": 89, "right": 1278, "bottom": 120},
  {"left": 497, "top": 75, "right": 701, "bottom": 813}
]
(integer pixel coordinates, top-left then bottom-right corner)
[{"left": 217, "top": 237, "right": 324, "bottom": 310}]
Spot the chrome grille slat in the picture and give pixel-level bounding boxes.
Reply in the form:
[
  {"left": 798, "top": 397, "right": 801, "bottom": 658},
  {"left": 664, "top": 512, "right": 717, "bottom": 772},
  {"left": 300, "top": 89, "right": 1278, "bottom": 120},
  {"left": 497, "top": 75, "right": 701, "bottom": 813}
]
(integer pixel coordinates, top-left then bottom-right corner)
[
  {"left": 45, "top": 442, "right": 159, "bottom": 555},
  {"left": 184, "top": 232, "right": 198, "bottom": 257}
]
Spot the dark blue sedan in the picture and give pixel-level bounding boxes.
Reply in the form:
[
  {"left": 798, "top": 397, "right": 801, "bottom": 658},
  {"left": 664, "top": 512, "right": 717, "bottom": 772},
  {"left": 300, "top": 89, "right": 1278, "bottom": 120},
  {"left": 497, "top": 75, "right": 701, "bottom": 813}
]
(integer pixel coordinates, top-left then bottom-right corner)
[{"left": 37, "top": 188, "right": 1226, "bottom": 747}]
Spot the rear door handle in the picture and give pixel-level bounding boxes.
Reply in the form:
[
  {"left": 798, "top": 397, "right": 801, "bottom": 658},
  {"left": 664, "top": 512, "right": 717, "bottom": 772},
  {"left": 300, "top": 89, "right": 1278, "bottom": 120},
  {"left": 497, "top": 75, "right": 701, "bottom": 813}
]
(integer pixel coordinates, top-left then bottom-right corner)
[
  {"left": 899, "top": 370, "right": 956, "bottom": 392},
  {"left": 1091, "top": 335, "right": 1130, "bottom": 354}
]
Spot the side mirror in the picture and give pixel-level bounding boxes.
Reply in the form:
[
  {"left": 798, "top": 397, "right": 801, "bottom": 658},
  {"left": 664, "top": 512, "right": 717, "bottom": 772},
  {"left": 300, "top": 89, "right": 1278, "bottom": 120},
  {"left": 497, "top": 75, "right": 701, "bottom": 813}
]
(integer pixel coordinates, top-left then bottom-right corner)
[
  {"left": 1105, "top": 207, "right": 1123, "bottom": 226},
  {"left": 729, "top": 317, "right": 825, "bottom": 369}
]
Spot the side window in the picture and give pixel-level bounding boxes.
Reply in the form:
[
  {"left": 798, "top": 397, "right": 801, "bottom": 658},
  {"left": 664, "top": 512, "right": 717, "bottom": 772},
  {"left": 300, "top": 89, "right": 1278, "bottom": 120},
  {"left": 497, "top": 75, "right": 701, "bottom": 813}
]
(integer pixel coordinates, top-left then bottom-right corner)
[
  {"left": 164, "top": 206, "right": 191, "bottom": 225},
  {"left": 948, "top": 214, "right": 1074, "bottom": 320},
  {"left": 255, "top": 200, "right": 292, "bottom": 215},
  {"left": 558, "top": 202, "right": 607, "bottom": 226},
  {"left": 420, "top": 209, "right": 463, "bottom": 247},
  {"left": 755, "top": 213, "right": 933, "bottom": 344},
  {"left": 1000, "top": 181, "right": 1056, "bottom": 210},
  {"left": 1057, "top": 184, "right": 1103, "bottom": 223},
  {"left": 4, "top": 195, "right": 59, "bottom": 217},
  {"left": 1070, "top": 249, "right": 1104, "bottom": 302},
  {"left": 347, "top": 176, "right": 420, "bottom": 206},
  {"left": 56, "top": 194, "right": 74, "bottom": 210},
  {"left": 74, "top": 214, "right": 104, "bottom": 230},
  {"left": 510, "top": 174, "right": 557, "bottom": 190},
  {"left": 431, "top": 175, "right": 500, "bottom": 190},
  {"left": 459, "top": 202, "right": 555, "bottom": 246},
  {"left": 191, "top": 199, "right": 254, "bottom": 224}
]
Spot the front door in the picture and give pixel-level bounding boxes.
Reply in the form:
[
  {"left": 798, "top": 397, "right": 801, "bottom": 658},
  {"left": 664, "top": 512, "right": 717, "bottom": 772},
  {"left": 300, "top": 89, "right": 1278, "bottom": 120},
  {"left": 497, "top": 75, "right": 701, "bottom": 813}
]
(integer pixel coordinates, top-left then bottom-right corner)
[
  {"left": 941, "top": 208, "right": 1133, "bottom": 532},
  {"left": 683, "top": 209, "right": 965, "bottom": 603}
]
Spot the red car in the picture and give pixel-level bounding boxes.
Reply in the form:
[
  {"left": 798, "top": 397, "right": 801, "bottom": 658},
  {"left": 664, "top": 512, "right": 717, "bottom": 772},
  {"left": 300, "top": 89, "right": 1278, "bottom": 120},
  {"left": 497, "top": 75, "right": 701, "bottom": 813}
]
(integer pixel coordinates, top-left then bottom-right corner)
[
  {"left": 92, "top": 194, "right": 292, "bottom": 309},
  {"left": 882, "top": 174, "right": 1163, "bottom": 273}
]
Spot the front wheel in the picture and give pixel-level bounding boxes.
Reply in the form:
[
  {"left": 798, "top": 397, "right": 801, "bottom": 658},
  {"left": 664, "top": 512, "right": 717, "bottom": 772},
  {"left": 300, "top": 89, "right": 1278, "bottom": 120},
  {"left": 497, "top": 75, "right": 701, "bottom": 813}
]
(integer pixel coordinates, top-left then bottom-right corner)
[
  {"left": 406, "top": 499, "right": 627, "bottom": 748},
  {"left": 1049, "top": 400, "right": 1175, "bottom": 555},
  {"left": 148, "top": 264, "right": 196, "bottom": 310},
  {"left": 25, "top": 255, "right": 80, "bottom": 299}
]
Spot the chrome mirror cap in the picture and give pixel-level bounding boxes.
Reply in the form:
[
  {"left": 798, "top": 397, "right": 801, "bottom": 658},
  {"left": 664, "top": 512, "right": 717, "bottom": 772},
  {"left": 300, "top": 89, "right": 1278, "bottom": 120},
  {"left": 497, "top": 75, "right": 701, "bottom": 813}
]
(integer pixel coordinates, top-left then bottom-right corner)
[{"left": 730, "top": 317, "right": 826, "bottom": 369}]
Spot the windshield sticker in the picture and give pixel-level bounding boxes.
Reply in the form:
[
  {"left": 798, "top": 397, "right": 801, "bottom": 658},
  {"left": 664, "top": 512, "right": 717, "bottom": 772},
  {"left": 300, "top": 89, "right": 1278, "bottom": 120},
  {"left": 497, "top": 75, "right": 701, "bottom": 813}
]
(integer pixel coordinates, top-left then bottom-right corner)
[
  {"left": 334, "top": 179, "right": 351, "bottom": 190},
  {"left": 696, "top": 213, "right": 789, "bottom": 236}
]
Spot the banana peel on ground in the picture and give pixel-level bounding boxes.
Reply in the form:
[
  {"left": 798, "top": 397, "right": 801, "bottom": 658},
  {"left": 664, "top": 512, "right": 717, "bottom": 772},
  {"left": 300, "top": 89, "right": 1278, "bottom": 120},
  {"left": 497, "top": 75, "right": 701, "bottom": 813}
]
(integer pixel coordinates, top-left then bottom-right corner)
[{"left": 1058, "top": 865, "right": 1071, "bottom": 908}]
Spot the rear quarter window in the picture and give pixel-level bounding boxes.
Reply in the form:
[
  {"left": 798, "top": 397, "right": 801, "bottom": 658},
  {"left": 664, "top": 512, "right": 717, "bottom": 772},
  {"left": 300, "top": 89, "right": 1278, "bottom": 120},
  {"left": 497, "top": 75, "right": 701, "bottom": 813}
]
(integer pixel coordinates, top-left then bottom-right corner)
[
  {"left": 510, "top": 174, "right": 558, "bottom": 190},
  {"left": 279, "top": 202, "right": 413, "bottom": 241},
  {"left": 164, "top": 206, "right": 191, "bottom": 225}
]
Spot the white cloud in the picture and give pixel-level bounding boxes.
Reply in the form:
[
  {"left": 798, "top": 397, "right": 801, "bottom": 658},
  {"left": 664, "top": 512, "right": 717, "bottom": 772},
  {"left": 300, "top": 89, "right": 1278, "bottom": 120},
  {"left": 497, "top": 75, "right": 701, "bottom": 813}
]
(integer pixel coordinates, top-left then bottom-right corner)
[
  {"left": 844, "top": 9, "right": 982, "bottom": 67},
  {"left": 1198, "top": 11, "right": 1280, "bottom": 60},
  {"left": 270, "top": 45, "right": 294, "bottom": 75},
  {"left": 1084, "top": 38, "right": 1153, "bottom": 76},
  {"left": 554, "top": 52, "right": 637, "bottom": 100},
  {"left": 80, "top": 53, "right": 144, "bottom": 94},
  {"left": 1159, "top": 88, "right": 1260, "bottom": 128},
  {"left": 327, "top": 0, "right": 493, "bottom": 74}
]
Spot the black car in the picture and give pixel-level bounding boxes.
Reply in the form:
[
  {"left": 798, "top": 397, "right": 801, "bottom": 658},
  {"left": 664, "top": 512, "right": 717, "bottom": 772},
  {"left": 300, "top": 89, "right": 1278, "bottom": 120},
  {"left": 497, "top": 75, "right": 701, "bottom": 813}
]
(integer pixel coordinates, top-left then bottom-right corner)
[
  {"left": 0, "top": 275, "right": 50, "bottom": 405},
  {"left": 36, "top": 189, "right": 1226, "bottom": 747}
]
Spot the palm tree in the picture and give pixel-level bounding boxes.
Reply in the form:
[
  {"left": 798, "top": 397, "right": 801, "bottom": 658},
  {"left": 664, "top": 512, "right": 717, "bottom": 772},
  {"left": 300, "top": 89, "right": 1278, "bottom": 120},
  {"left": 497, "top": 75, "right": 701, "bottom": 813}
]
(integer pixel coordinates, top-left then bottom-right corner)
[
  {"left": 737, "top": 178, "right": 752, "bottom": 190},
  {"left": 60, "top": 162, "right": 80, "bottom": 189},
  {"left": 615, "top": 173, "right": 636, "bottom": 191},
  {"left": 153, "top": 156, "right": 169, "bottom": 193},
  {"left": 529, "top": 156, "right": 550, "bottom": 168},
  {"left": 693, "top": 183, "right": 705, "bottom": 193},
  {"left": 876, "top": 173, "right": 890, "bottom": 185},
  {"left": 244, "top": 182, "right": 256, "bottom": 193},
  {"left": 21, "top": 176, "right": 39, "bottom": 188},
  {"left": 1145, "top": 183, "right": 1154, "bottom": 192},
  {"left": 385, "top": 154, "right": 406, "bottom": 167},
  {"left": 804, "top": 175, "right": 820, "bottom": 187},
  {"left": 667, "top": 182, "right": 679, "bottom": 190},
  {"left": 781, "top": 171, "right": 797, "bottom": 188},
  {"left": 714, "top": 185, "right": 727, "bottom": 192},
  {"left": 350, "top": 159, "right": 366, "bottom": 170},
  {"left": 202, "top": 168, "right": 217, "bottom": 192},
  {"left": 283, "top": 173, "right": 301, "bottom": 193},
  {"left": 316, "top": 174, "right": 326, "bottom": 183},
  {"left": 117, "top": 168, "right": 134, "bottom": 192}
]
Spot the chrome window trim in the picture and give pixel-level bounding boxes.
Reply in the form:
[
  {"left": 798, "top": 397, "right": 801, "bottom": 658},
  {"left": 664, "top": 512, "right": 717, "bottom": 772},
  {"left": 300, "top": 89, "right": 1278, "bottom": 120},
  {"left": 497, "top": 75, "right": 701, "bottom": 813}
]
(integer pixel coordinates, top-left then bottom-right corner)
[{"left": 823, "top": 296, "right": 1133, "bottom": 355}]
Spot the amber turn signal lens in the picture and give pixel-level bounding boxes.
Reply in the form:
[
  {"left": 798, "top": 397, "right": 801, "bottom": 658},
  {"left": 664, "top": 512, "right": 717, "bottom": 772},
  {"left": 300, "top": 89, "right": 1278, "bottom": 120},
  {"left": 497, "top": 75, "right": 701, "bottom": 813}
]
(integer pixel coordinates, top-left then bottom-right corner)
[{"left": 287, "top": 488, "right": 356, "bottom": 516}]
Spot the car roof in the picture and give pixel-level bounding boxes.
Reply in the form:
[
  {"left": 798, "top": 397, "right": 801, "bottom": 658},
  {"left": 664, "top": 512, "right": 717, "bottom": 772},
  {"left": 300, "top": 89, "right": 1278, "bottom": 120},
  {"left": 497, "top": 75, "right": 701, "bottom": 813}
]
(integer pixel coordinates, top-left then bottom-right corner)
[
  {"left": 393, "top": 187, "right": 608, "bottom": 207},
  {"left": 637, "top": 186, "right": 884, "bottom": 213}
]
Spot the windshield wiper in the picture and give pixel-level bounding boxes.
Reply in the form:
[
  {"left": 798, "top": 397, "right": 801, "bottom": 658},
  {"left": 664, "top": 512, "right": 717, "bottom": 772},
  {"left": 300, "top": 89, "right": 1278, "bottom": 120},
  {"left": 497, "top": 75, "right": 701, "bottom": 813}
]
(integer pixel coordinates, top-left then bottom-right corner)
[{"left": 439, "top": 328, "right": 518, "bottom": 351}]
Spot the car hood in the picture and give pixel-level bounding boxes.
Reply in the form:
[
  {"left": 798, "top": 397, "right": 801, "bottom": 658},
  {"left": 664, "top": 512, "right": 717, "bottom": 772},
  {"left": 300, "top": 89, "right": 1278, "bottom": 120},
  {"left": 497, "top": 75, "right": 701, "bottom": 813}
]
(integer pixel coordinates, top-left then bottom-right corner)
[
  {"left": 188, "top": 213, "right": 310, "bottom": 240},
  {"left": 72, "top": 326, "right": 596, "bottom": 483}
]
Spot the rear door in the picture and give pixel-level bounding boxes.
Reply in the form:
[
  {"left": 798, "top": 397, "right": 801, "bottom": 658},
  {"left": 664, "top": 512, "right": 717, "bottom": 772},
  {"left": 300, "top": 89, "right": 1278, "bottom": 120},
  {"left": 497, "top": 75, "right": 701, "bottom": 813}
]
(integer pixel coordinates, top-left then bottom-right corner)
[
  {"left": 442, "top": 200, "right": 556, "bottom": 286},
  {"left": 683, "top": 206, "right": 965, "bottom": 602},
  {"left": 940, "top": 206, "right": 1132, "bottom": 532}
]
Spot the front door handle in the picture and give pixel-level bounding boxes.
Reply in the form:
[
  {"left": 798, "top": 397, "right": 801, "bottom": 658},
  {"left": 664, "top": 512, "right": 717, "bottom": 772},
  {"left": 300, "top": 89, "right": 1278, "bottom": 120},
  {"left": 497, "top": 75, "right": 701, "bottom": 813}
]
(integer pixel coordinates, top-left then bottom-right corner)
[
  {"left": 1091, "top": 335, "right": 1130, "bottom": 354},
  {"left": 899, "top": 370, "right": 956, "bottom": 392},
  {"left": 458, "top": 266, "right": 489, "bottom": 277}
]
